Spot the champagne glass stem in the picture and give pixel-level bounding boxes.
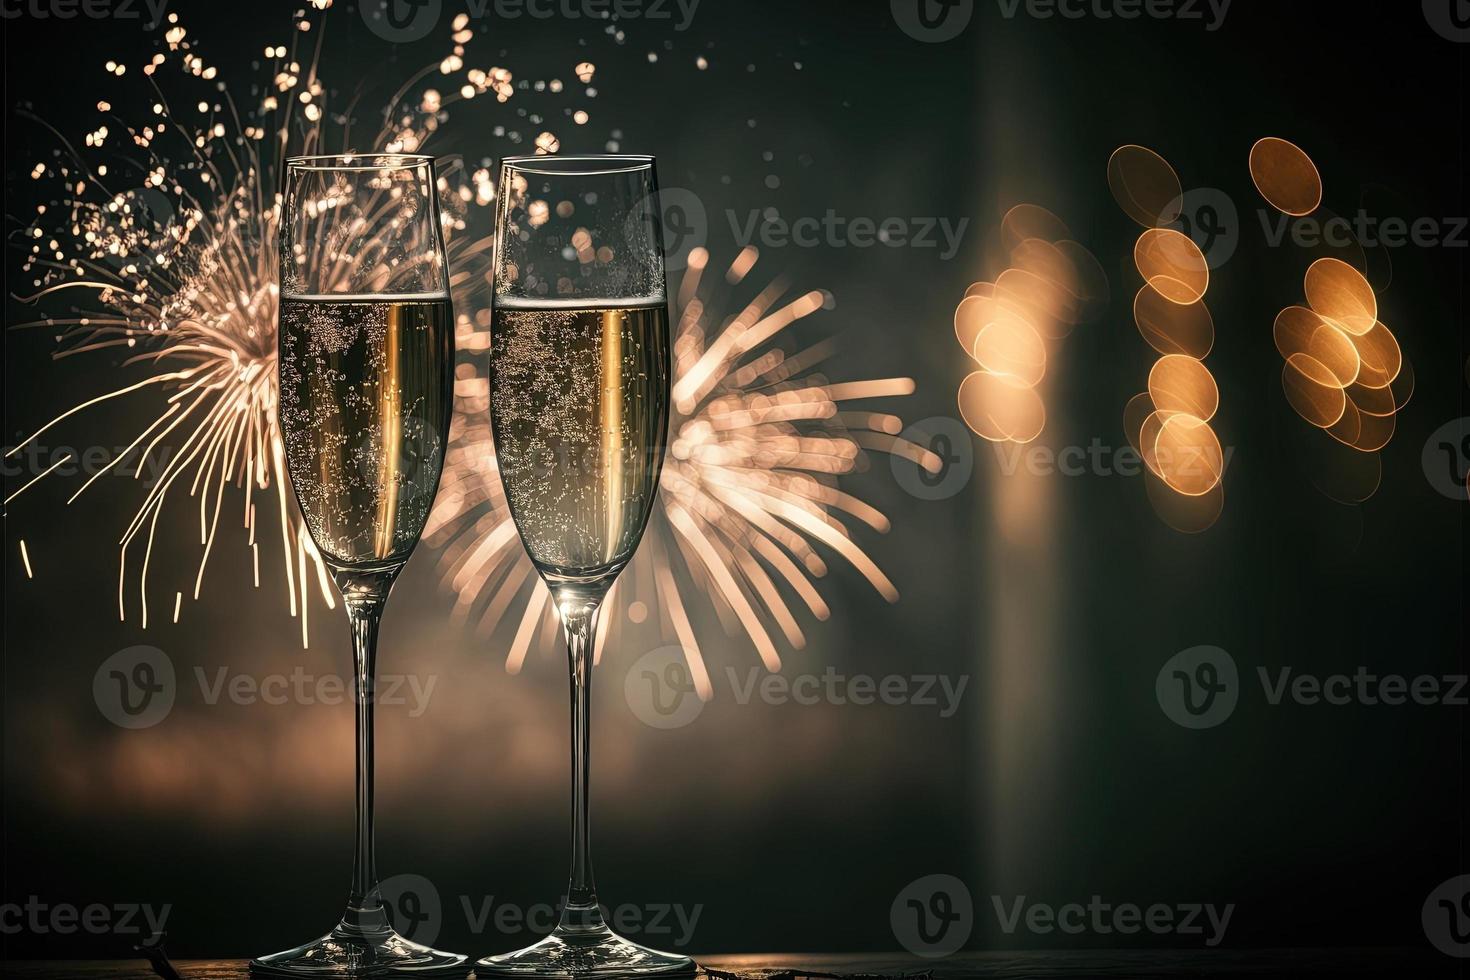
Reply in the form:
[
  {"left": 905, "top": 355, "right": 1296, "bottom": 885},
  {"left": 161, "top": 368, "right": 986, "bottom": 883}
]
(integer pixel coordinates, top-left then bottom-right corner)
[
  {"left": 559, "top": 601, "right": 604, "bottom": 933},
  {"left": 343, "top": 590, "right": 388, "bottom": 935}
]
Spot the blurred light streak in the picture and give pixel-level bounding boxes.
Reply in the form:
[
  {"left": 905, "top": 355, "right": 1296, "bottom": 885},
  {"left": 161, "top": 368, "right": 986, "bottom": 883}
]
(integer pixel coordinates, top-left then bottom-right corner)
[{"left": 1249, "top": 137, "right": 1323, "bottom": 217}]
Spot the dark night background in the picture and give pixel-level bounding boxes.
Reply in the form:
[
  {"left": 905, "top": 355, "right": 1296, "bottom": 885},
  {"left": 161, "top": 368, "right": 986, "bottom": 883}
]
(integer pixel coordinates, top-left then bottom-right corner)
[{"left": 2, "top": 0, "right": 1466, "bottom": 971}]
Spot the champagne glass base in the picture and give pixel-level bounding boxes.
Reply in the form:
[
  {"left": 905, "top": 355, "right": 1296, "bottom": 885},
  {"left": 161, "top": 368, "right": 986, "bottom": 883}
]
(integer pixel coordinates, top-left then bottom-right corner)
[
  {"left": 475, "top": 927, "right": 696, "bottom": 978},
  {"left": 250, "top": 922, "right": 469, "bottom": 977}
]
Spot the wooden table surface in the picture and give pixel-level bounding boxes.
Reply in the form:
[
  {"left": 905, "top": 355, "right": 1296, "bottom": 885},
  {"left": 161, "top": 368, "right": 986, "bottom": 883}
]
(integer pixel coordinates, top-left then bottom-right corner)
[{"left": 1, "top": 949, "right": 1458, "bottom": 979}]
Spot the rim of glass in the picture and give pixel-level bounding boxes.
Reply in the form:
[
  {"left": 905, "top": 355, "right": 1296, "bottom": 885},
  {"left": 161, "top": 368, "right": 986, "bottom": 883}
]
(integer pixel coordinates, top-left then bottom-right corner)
[
  {"left": 500, "top": 153, "right": 654, "bottom": 176},
  {"left": 284, "top": 152, "right": 436, "bottom": 172}
]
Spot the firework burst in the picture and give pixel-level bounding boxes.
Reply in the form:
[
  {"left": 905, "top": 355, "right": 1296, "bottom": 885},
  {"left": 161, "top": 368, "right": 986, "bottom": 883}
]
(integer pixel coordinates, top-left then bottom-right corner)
[
  {"left": 6, "top": 3, "right": 579, "bottom": 643},
  {"left": 426, "top": 245, "right": 939, "bottom": 695}
]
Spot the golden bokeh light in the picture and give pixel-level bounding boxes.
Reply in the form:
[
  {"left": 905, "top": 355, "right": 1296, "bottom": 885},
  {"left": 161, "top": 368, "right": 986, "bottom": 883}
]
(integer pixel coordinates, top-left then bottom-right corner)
[
  {"left": 1136, "top": 408, "right": 1176, "bottom": 476},
  {"left": 1305, "top": 324, "right": 1362, "bottom": 388},
  {"left": 954, "top": 290, "right": 997, "bottom": 352},
  {"left": 1248, "top": 137, "right": 1323, "bottom": 216},
  {"left": 1387, "top": 356, "right": 1415, "bottom": 410},
  {"left": 1304, "top": 257, "right": 1377, "bottom": 335},
  {"left": 1144, "top": 468, "right": 1225, "bottom": 534},
  {"left": 1327, "top": 397, "right": 1396, "bottom": 452},
  {"left": 963, "top": 280, "right": 995, "bottom": 300},
  {"left": 1053, "top": 240, "right": 1112, "bottom": 317},
  {"left": 1134, "top": 228, "right": 1209, "bottom": 304},
  {"left": 1273, "top": 305, "right": 1360, "bottom": 387},
  {"left": 1110, "top": 144, "right": 1224, "bottom": 530},
  {"left": 1148, "top": 354, "right": 1219, "bottom": 421},
  {"left": 1272, "top": 305, "right": 1326, "bottom": 357},
  {"left": 1266, "top": 157, "right": 1410, "bottom": 498},
  {"left": 1153, "top": 414, "right": 1225, "bottom": 497},
  {"left": 1348, "top": 320, "right": 1403, "bottom": 388},
  {"left": 996, "top": 267, "right": 1081, "bottom": 339},
  {"left": 1000, "top": 203, "right": 1073, "bottom": 251},
  {"left": 972, "top": 312, "right": 1047, "bottom": 387},
  {"left": 1107, "top": 144, "right": 1183, "bottom": 228},
  {"left": 958, "top": 371, "right": 1046, "bottom": 444},
  {"left": 1123, "top": 392, "right": 1157, "bottom": 458},
  {"left": 1134, "top": 284, "right": 1214, "bottom": 358},
  {"left": 1282, "top": 353, "right": 1347, "bottom": 428},
  {"left": 1344, "top": 379, "right": 1396, "bottom": 417},
  {"left": 954, "top": 203, "right": 1105, "bottom": 447}
]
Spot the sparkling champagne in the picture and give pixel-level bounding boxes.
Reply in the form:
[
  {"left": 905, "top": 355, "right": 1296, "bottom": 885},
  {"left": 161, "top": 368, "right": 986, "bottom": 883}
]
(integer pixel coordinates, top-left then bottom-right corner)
[
  {"left": 279, "top": 294, "right": 453, "bottom": 568},
  {"left": 489, "top": 299, "right": 670, "bottom": 585}
]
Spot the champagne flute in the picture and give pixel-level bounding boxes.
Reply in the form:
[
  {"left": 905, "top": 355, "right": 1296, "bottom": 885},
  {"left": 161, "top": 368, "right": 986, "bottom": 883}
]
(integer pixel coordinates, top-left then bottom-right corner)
[
  {"left": 478, "top": 155, "right": 692, "bottom": 977},
  {"left": 253, "top": 154, "right": 467, "bottom": 977}
]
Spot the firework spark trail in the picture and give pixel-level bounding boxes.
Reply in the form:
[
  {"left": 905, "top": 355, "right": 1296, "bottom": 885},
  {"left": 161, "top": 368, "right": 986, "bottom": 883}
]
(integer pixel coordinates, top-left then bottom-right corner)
[
  {"left": 6, "top": 3, "right": 580, "bottom": 644},
  {"left": 424, "top": 246, "right": 940, "bottom": 695}
]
